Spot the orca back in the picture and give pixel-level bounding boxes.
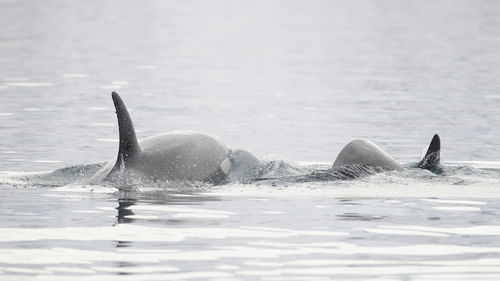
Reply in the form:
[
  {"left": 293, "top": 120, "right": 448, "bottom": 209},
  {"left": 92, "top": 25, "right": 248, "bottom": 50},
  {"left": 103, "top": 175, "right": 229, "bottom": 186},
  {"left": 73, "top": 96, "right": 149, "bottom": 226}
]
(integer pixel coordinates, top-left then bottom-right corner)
[{"left": 333, "top": 139, "right": 402, "bottom": 170}]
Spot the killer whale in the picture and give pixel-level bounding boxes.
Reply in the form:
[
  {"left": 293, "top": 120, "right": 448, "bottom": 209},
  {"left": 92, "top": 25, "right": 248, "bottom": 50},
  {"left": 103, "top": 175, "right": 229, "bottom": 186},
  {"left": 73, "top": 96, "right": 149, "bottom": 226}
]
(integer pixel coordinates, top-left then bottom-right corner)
[
  {"left": 333, "top": 139, "right": 402, "bottom": 170},
  {"left": 91, "top": 92, "right": 233, "bottom": 184},
  {"left": 293, "top": 134, "right": 442, "bottom": 182},
  {"left": 333, "top": 134, "right": 441, "bottom": 171}
]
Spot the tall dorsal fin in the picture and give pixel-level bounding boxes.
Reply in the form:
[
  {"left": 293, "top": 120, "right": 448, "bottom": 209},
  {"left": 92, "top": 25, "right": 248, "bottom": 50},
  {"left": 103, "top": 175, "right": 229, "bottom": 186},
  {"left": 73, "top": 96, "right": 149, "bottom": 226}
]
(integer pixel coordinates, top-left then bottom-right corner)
[
  {"left": 111, "top": 92, "right": 141, "bottom": 167},
  {"left": 418, "top": 134, "right": 440, "bottom": 170}
]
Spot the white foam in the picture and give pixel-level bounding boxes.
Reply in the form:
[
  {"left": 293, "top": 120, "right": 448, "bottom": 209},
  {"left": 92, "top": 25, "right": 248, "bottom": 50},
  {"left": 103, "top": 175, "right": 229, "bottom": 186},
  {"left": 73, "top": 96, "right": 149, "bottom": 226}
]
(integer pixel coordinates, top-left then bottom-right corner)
[
  {"left": 211, "top": 182, "right": 500, "bottom": 199},
  {"left": 53, "top": 185, "right": 116, "bottom": 194}
]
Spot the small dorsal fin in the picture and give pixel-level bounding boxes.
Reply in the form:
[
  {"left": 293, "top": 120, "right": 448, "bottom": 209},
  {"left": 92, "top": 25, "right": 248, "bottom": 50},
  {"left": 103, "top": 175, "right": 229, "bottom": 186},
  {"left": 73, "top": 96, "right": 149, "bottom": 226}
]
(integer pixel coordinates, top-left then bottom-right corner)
[
  {"left": 111, "top": 92, "right": 141, "bottom": 168},
  {"left": 418, "top": 134, "right": 440, "bottom": 170}
]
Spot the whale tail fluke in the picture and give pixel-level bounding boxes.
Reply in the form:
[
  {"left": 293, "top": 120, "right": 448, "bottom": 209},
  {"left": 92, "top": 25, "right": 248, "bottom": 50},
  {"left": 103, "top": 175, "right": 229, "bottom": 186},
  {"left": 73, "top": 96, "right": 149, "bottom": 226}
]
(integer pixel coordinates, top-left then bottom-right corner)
[
  {"left": 418, "top": 134, "right": 440, "bottom": 170},
  {"left": 109, "top": 92, "right": 141, "bottom": 176}
]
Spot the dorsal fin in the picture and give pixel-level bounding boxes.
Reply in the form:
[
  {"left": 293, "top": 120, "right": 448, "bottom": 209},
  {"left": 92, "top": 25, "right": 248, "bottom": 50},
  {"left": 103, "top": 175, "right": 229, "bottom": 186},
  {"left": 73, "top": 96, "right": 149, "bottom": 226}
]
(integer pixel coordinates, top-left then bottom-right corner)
[
  {"left": 418, "top": 134, "right": 440, "bottom": 170},
  {"left": 111, "top": 92, "right": 141, "bottom": 168}
]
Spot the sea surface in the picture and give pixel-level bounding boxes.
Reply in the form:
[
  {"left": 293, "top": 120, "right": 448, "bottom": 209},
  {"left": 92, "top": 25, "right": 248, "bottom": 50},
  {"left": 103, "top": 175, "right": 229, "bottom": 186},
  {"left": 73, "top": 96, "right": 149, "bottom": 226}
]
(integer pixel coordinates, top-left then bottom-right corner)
[{"left": 1, "top": 0, "right": 500, "bottom": 280}]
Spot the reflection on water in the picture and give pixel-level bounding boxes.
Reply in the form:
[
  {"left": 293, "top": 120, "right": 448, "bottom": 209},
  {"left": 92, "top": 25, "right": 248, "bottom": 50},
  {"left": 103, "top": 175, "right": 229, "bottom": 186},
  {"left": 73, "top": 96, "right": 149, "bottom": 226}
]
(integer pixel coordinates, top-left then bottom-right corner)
[
  {"left": 0, "top": 184, "right": 499, "bottom": 280},
  {"left": 117, "top": 199, "right": 136, "bottom": 224}
]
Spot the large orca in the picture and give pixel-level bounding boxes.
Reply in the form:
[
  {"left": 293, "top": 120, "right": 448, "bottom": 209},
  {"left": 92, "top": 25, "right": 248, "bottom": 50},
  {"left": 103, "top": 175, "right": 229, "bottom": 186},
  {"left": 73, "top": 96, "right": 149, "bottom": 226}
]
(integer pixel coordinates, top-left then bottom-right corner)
[
  {"left": 91, "top": 92, "right": 234, "bottom": 184},
  {"left": 333, "top": 134, "right": 441, "bottom": 171}
]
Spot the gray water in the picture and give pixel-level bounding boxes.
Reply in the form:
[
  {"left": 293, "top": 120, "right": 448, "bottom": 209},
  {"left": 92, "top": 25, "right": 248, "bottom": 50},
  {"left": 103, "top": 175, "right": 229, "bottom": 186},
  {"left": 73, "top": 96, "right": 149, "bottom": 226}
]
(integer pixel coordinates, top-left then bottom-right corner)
[{"left": 1, "top": 0, "right": 500, "bottom": 280}]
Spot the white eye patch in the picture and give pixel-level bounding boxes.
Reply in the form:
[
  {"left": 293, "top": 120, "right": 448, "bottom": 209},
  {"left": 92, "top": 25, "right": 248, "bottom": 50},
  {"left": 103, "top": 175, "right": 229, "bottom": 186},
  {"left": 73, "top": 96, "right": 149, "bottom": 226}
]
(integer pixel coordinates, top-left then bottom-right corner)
[{"left": 220, "top": 157, "right": 231, "bottom": 175}]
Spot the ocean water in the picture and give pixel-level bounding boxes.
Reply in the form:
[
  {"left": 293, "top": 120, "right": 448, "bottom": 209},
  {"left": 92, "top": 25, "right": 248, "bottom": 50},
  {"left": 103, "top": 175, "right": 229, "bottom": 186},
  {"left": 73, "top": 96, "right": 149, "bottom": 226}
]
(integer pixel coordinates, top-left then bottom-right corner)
[{"left": 1, "top": 0, "right": 500, "bottom": 280}]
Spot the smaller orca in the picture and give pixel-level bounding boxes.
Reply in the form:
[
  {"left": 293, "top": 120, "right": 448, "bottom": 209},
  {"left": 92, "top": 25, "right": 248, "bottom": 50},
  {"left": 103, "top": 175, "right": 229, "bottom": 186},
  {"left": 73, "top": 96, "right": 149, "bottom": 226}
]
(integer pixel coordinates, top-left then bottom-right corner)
[
  {"left": 294, "top": 134, "right": 442, "bottom": 182},
  {"left": 333, "top": 134, "right": 441, "bottom": 171}
]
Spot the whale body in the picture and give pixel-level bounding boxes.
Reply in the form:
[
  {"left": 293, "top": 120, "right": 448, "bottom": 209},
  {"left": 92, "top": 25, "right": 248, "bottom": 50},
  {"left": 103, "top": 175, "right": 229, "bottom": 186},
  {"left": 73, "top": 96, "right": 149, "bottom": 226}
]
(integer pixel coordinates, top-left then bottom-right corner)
[
  {"left": 333, "top": 139, "right": 402, "bottom": 170},
  {"left": 333, "top": 134, "right": 441, "bottom": 171},
  {"left": 92, "top": 92, "right": 231, "bottom": 184}
]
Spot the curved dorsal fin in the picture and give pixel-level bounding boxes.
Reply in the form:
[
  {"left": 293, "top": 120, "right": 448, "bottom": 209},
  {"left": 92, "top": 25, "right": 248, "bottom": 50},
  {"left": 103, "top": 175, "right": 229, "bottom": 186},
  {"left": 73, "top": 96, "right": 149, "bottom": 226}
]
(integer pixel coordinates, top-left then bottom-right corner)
[
  {"left": 418, "top": 134, "right": 440, "bottom": 170},
  {"left": 111, "top": 92, "right": 141, "bottom": 168}
]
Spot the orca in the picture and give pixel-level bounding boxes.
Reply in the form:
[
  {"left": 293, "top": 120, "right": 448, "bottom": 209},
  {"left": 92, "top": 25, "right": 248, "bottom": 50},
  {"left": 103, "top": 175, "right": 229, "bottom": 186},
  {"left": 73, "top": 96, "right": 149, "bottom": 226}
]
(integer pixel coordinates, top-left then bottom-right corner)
[
  {"left": 91, "top": 92, "right": 233, "bottom": 184},
  {"left": 293, "top": 134, "right": 442, "bottom": 182},
  {"left": 333, "top": 134, "right": 441, "bottom": 171}
]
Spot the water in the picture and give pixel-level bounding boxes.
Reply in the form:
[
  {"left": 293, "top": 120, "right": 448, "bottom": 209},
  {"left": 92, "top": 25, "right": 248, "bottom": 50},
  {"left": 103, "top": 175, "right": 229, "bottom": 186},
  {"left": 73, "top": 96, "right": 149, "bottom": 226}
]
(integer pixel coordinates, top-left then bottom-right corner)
[{"left": 1, "top": 0, "right": 500, "bottom": 280}]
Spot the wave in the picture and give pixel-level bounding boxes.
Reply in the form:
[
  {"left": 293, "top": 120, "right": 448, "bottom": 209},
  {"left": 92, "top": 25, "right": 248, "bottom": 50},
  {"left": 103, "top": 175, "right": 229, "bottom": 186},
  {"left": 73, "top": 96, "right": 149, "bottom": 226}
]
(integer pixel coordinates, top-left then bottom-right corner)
[{"left": 2, "top": 160, "right": 500, "bottom": 193}]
